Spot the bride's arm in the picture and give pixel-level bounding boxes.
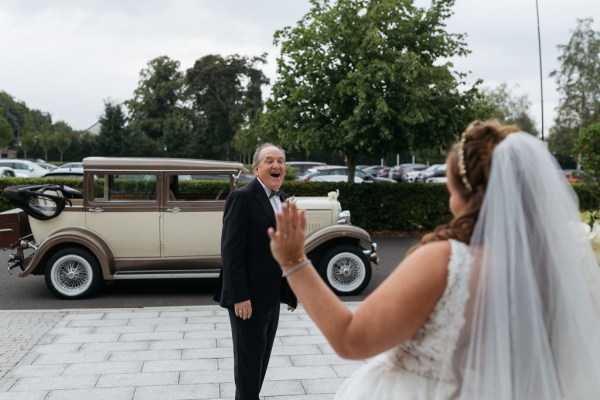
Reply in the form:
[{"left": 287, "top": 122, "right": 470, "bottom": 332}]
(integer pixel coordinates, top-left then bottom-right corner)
[{"left": 269, "top": 203, "right": 450, "bottom": 360}]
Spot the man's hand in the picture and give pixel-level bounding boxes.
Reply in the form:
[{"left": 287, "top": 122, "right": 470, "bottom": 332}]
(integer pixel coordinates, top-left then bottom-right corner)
[{"left": 234, "top": 300, "right": 252, "bottom": 320}]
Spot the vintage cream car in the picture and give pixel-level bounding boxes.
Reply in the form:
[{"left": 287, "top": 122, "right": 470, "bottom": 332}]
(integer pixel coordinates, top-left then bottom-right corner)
[{"left": 0, "top": 157, "right": 378, "bottom": 299}]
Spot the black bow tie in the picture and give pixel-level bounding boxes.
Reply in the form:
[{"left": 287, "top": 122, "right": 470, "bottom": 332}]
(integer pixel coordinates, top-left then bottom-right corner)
[{"left": 269, "top": 190, "right": 282, "bottom": 199}]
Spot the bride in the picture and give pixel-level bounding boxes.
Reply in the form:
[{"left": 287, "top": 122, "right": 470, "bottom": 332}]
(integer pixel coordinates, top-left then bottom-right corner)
[{"left": 268, "top": 120, "right": 600, "bottom": 399}]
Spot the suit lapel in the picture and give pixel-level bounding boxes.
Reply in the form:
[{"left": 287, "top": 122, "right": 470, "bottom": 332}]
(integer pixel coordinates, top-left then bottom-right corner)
[{"left": 252, "top": 179, "right": 276, "bottom": 226}]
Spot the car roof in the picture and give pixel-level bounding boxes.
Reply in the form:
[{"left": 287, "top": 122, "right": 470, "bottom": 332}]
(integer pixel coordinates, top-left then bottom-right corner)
[{"left": 83, "top": 157, "right": 244, "bottom": 172}]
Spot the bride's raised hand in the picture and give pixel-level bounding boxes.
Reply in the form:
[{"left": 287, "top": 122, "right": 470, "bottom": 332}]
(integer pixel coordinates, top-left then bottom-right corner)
[{"left": 268, "top": 202, "right": 307, "bottom": 271}]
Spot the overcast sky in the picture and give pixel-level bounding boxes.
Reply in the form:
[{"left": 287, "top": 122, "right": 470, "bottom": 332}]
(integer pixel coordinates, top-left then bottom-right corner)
[{"left": 0, "top": 0, "right": 598, "bottom": 138}]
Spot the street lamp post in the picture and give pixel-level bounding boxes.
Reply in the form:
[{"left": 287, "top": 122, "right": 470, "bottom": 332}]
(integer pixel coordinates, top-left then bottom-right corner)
[{"left": 535, "top": 0, "right": 545, "bottom": 140}]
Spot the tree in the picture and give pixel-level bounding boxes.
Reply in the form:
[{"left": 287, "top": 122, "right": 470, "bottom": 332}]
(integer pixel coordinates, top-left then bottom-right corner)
[
  {"left": 474, "top": 83, "right": 539, "bottom": 135},
  {"left": 52, "top": 121, "right": 72, "bottom": 162},
  {"left": 37, "top": 114, "right": 54, "bottom": 161},
  {"left": 0, "top": 113, "right": 13, "bottom": 148},
  {"left": 264, "top": 0, "right": 479, "bottom": 182},
  {"left": 574, "top": 123, "right": 600, "bottom": 222},
  {"left": 96, "top": 101, "right": 131, "bottom": 157},
  {"left": 185, "top": 54, "right": 269, "bottom": 160},
  {"left": 126, "top": 56, "right": 185, "bottom": 141},
  {"left": 161, "top": 115, "right": 196, "bottom": 158},
  {"left": 20, "top": 130, "right": 36, "bottom": 159},
  {"left": 549, "top": 18, "right": 600, "bottom": 163}
]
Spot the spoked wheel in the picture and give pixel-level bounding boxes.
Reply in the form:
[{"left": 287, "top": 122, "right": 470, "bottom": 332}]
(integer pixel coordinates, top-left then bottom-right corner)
[
  {"left": 319, "top": 245, "right": 372, "bottom": 295},
  {"left": 45, "top": 247, "right": 101, "bottom": 299}
]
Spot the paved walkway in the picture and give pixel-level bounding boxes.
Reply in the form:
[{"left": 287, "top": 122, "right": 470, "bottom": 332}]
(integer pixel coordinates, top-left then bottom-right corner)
[{"left": 0, "top": 303, "right": 365, "bottom": 400}]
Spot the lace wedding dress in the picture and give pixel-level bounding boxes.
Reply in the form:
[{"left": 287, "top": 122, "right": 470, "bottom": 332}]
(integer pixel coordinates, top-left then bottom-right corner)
[{"left": 335, "top": 239, "right": 472, "bottom": 400}]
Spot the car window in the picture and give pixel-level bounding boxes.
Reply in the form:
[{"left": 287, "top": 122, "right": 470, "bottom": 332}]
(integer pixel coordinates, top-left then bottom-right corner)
[
  {"left": 169, "top": 173, "right": 231, "bottom": 202},
  {"left": 93, "top": 173, "right": 157, "bottom": 201}
]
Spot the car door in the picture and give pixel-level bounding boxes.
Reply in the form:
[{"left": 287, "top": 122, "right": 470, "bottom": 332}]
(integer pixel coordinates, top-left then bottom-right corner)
[
  {"left": 160, "top": 172, "right": 230, "bottom": 261},
  {"left": 85, "top": 172, "right": 161, "bottom": 258}
]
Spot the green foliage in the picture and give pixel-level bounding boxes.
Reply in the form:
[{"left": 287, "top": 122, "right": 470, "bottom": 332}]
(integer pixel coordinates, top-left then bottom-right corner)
[
  {"left": 473, "top": 83, "right": 539, "bottom": 135},
  {"left": 265, "top": 0, "right": 479, "bottom": 181},
  {"left": 96, "top": 101, "right": 136, "bottom": 156},
  {"left": 575, "top": 123, "right": 600, "bottom": 183},
  {"left": 126, "top": 56, "right": 185, "bottom": 141},
  {"left": 52, "top": 121, "right": 72, "bottom": 162},
  {"left": 574, "top": 123, "right": 600, "bottom": 223},
  {"left": 185, "top": 53, "right": 269, "bottom": 160},
  {"left": 0, "top": 112, "right": 13, "bottom": 148},
  {"left": 20, "top": 130, "right": 36, "bottom": 159},
  {"left": 549, "top": 18, "right": 600, "bottom": 162}
]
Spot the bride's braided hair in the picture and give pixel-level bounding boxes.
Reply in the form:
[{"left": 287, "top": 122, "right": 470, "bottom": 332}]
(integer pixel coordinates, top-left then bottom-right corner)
[{"left": 410, "top": 120, "right": 519, "bottom": 251}]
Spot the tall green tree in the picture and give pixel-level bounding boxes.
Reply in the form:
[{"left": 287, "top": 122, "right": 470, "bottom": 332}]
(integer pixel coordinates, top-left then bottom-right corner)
[
  {"left": 126, "top": 56, "right": 185, "bottom": 141},
  {"left": 96, "top": 101, "right": 131, "bottom": 157},
  {"left": 0, "top": 113, "right": 13, "bottom": 149},
  {"left": 574, "top": 123, "right": 600, "bottom": 221},
  {"left": 549, "top": 18, "right": 600, "bottom": 163},
  {"left": 52, "top": 121, "right": 72, "bottom": 162},
  {"left": 264, "top": 0, "right": 478, "bottom": 181},
  {"left": 474, "top": 83, "right": 539, "bottom": 135},
  {"left": 20, "top": 130, "right": 36, "bottom": 159},
  {"left": 185, "top": 54, "right": 269, "bottom": 160},
  {"left": 37, "top": 114, "right": 53, "bottom": 161},
  {"left": 161, "top": 114, "right": 196, "bottom": 158}
]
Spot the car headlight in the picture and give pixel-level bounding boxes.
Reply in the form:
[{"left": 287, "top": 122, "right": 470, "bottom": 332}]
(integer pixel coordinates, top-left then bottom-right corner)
[{"left": 337, "top": 210, "right": 351, "bottom": 225}]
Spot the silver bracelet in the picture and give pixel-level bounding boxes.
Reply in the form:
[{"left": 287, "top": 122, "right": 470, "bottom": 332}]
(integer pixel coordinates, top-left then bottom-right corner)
[{"left": 282, "top": 259, "right": 311, "bottom": 278}]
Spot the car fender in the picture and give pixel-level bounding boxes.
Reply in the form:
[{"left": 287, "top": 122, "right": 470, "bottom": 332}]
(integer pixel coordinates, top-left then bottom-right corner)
[
  {"left": 304, "top": 224, "right": 375, "bottom": 262},
  {"left": 20, "top": 228, "right": 114, "bottom": 280}
]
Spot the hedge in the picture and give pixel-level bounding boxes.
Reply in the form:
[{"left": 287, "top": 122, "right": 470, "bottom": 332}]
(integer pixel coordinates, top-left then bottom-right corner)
[{"left": 0, "top": 177, "right": 597, "bottom": 234}]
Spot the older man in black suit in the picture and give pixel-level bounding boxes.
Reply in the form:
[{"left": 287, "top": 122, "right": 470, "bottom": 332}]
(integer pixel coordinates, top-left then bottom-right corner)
[{"left": 214, "top": 143, "right": 297, "bottom": 400}]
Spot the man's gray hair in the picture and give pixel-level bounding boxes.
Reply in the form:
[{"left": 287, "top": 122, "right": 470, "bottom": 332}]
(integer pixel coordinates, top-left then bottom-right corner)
[{"left": 252, "top": 143, "right": 286, "bottom": 165}]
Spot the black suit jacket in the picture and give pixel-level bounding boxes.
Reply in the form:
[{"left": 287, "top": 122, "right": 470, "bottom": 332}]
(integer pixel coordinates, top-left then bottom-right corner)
[{"left": 214, "top": 178, "right": 297, "bottom": 312}]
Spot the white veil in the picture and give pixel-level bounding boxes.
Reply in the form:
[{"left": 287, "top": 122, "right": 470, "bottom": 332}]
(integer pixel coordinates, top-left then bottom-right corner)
[{"left": 439, "top": 132, "right": 600, "bottom": 399}]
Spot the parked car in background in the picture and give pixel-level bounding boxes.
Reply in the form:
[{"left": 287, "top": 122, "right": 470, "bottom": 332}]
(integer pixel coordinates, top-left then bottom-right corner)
[
  {"left": 43, "top": 162, "right": 85, "bottom": 178},
  {"left": 58, "top": 162, "right": 83, "bottom": 170},
  {"left": 286, "top": 161, "right": 326, "bottom": 179},
  {"left": 0, "top": 167, "right": 17, "bottom": 177},
  {"left": 426, "top": 176, "right": 448, "bottom": 184},
  {"left": 43, "top": 167, "right": 84, "bottom": 178},
  {"left": 424, "top": 164, "right": 447, "bottom": 183},
  {"left": 389, "top": 163, "right": 428, "bottom": 182},
  {"left": 0, "top": 159, "right": 48, "bottom": 177},
  {"left": 377, "top": 166, "right": 392, "bottom": 178},
  {"left": 0, "top": 157, "right": 378, "bottom": 299},
  {"left": 363, "top": 165, "right": 388, "bottom": 177},
  {"left": 304, "top": 166, "right": 396, "bottom": 183},
  {"left": 563, "top": 169, "right": 582, "bottom": 184},
  {"left": 420, "top": 164, "right": 445, "bottom": 182},
  {"left": 35, "top": 161, "right": 58, "bottom": 171}
]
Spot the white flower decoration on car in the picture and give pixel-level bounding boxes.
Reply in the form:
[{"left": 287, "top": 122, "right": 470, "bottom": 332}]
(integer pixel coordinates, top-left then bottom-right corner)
[{"left": 328, "top": 190, "right": 339, "bottom": 201}]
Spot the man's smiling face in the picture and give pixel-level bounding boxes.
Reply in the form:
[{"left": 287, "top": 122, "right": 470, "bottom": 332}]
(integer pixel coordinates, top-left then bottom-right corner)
[{"left": 253, "top": 146, "right": 286, "bottom": 191}]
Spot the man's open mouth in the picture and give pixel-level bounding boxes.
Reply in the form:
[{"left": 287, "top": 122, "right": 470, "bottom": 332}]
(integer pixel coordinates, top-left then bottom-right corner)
[{"left": 270, "top": 172, "right": 281, "bottom": 178}]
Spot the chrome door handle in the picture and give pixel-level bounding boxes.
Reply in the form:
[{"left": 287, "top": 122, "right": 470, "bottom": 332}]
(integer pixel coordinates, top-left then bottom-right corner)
[
  {"left": 89, "top": 207, "right": 104, "bottom": 213},
  {"left": 166, "top": 207, "right": 181, "bottom": 213}
]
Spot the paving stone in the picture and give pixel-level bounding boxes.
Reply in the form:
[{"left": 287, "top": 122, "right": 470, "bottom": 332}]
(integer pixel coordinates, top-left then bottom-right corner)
[
  {"left": 133, "top": 383, "right": 220, "bottom": 400},
  {"left": 62, "top": 361, "right": 142, "bottom": 375},
  {"left": 141, "top": 358, "right": 217, "bottom": 373},
  {"left": 46, "top": 387, "right": 135, "bottom": 400},
  {"left": 96, "top": 371, "right": 179, "bottom": 388}
]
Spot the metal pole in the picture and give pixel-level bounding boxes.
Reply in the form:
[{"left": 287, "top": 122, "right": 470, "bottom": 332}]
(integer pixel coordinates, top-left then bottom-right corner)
[{"left": 535, "top": 0, "right": 545, "bottom": 140}]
